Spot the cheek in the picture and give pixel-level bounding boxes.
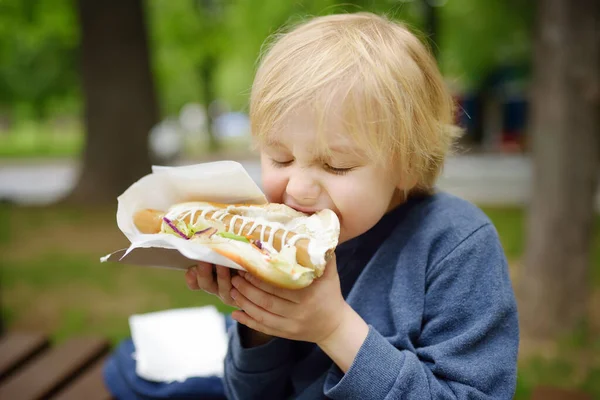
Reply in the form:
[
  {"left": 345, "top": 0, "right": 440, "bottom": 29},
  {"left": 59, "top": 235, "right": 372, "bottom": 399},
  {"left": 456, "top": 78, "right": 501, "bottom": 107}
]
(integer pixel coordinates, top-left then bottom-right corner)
[
  {"left": 261, "top": 167, "right": 287, "bottom": 203},
  {"left": 329, "top": 175, "right": 396, "bottom": 241}
]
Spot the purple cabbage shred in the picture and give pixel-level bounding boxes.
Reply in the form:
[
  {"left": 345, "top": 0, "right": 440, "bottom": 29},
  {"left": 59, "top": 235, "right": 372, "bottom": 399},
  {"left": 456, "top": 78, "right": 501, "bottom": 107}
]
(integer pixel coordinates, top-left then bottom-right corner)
[
  {"left": 163, "top": 217, "right": 189, "bottom": 240},
  {"left": 194, "top": 227, "right": 217, "bottom": 238}
]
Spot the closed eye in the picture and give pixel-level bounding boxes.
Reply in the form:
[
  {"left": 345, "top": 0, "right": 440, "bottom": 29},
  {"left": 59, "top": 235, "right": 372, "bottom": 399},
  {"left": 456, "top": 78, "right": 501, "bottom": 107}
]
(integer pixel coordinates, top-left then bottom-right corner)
[
  {"left": 270, "top": 158, "right": 293, "bottom": 168},
  {"left": 325, "top": 164, "right": 354, "bottom": 175},
  {"left": 270, "top": 158, "right": 354, "bottom": 175}
]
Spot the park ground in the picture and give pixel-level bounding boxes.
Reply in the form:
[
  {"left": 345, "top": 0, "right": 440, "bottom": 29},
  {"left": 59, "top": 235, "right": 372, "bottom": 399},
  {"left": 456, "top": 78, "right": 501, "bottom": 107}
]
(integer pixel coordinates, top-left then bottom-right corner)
[{"left": 1, "top": 203, "right": 599, "bottom": 398}]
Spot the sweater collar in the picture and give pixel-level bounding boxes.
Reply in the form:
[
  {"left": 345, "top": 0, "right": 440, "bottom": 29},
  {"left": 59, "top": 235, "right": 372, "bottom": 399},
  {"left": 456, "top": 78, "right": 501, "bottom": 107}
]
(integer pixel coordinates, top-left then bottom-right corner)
[{"left": 335, "top": 193, "right": 428, "bottom": 256}]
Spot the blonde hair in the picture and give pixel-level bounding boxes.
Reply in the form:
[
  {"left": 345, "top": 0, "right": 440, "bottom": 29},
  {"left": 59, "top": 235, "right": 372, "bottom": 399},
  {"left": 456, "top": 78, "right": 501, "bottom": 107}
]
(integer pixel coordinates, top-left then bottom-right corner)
[{"left": 249, "top": 12, "right": 460, "bottom": 192}]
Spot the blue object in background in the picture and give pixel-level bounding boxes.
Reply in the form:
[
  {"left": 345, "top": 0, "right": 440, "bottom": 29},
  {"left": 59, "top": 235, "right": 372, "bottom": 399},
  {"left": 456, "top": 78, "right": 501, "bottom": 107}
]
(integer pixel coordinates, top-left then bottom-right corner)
[
  {"left": 502, "top": 96, "right": 528, "bottom": 139},
  {"left": 103, "top": 315, "right": 233, "bottom": 400}
]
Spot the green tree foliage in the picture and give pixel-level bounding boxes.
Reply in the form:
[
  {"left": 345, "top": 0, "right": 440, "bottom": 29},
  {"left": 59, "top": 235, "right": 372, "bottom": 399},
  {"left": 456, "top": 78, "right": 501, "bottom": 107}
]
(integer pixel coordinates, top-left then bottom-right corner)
[
  {"left": 437, "top": 0, "right": 534, "bottom": 90},
  {"left": 223, "top": 0, "right": 424, "bottom": 108},
  {"left": 0, "top": 0, "right": 534, "bottom": 122},
  {"left": 0, "top": 0, "right": 79, "bottom": 119}
]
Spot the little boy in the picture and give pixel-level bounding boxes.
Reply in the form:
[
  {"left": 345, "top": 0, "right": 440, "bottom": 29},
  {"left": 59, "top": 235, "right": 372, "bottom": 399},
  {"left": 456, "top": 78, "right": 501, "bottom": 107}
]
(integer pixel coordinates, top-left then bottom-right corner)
[{"left": 186, "top": 12, "right": 519, "bottom": 399}]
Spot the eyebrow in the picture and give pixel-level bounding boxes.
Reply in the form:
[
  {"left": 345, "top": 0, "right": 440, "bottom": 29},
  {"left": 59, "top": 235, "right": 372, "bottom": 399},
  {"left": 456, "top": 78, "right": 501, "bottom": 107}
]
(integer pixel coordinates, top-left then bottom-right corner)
[
  {"left": 328, "top": 145, "right": 361, "bottom": 154},
  {"left": 265, "top": 138, "right": 365, "bottom": 158},
  {"left": 265, "top": 138, "right": 285, "bottom": 148}
]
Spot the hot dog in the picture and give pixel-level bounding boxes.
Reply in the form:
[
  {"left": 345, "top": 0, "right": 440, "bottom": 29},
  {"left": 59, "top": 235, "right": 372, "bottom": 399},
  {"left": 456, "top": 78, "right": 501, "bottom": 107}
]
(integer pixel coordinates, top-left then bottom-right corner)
[{"left": 132, "top": 201, "right": 340, "bottom": 289}]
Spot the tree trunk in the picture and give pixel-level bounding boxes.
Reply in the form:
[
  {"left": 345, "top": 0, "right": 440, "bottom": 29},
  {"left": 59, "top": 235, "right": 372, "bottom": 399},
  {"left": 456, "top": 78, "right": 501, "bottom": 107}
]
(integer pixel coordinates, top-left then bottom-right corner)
[
  {"left": 421, "top": 0, "right": 439, "bottom": 60},
  {"left": 199, "top": 55, "right": 220, "bottom": 152},
  {"left": 66, "top": 0, "right": 159, "bottom": 205},
  {"left": 518, "top": 0, "right": 599, "bottom": 340}
]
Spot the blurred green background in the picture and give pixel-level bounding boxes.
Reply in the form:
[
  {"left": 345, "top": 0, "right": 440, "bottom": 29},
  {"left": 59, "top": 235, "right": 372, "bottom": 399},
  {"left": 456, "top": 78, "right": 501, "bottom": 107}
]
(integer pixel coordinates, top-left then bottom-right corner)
[
  {"left": 0, "top": 0, "right": 533, "bottom": 159},
  {"left": 0, "top": 1, "right": 598, "bottom": 399}
]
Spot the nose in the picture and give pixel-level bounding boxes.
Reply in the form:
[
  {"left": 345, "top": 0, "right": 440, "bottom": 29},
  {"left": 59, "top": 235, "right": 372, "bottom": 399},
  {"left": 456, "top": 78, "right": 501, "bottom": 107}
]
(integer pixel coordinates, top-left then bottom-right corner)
[{"left": 285, "top": 171, "right": 321, "bottom": 205}]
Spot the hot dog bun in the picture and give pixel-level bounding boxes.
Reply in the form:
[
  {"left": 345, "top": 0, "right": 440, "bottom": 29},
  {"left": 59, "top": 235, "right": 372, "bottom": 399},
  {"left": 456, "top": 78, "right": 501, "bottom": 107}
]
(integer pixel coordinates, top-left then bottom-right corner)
[{"left": 132, "top": 201, "right": 340, "bottom": 289}]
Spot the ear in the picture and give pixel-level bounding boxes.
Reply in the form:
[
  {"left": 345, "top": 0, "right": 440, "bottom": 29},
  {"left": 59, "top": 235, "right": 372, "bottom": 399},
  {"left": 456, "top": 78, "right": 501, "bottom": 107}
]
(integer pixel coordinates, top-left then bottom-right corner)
[{"left": 395, "top": 170, "right": 418, "bottom": 192}]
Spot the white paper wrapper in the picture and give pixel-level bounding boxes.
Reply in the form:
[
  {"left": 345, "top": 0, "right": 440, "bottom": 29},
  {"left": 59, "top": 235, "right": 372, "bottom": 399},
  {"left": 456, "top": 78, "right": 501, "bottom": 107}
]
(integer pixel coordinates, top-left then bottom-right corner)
[
  {"left": 129, "top": 306, "right": 228, "bottom": 382},
  {"left": 101, "top": 160, "right": 267, "bottom": 271}
]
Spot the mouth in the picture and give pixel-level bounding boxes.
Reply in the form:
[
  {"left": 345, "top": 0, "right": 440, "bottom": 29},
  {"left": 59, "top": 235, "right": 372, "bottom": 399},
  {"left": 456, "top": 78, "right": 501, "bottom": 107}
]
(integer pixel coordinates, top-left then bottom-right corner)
[{"left": 286, "top": 204, "right": 319, "bottom": 215}]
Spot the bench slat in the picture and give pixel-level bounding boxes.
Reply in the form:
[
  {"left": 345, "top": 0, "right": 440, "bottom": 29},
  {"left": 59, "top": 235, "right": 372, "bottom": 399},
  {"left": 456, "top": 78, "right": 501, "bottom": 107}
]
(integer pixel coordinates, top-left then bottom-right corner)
[
  {"left": 51, "top": 356, "right": 113, "bottom": 400},
  {"left": 531, "top": 386, "right": 593, "bottom": 400},
  {"left": 0, "top": 332, "right": 49, "bottom": 380},
  {"left": 0, "top": 336, "right": 109, "bottom": 400}
]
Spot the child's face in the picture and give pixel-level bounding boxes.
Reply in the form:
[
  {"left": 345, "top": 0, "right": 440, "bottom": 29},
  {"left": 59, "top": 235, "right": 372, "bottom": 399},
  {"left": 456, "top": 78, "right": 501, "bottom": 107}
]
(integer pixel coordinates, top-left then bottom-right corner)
[{"left": 259, "top": 106, "right": 402, "bottom": 244}]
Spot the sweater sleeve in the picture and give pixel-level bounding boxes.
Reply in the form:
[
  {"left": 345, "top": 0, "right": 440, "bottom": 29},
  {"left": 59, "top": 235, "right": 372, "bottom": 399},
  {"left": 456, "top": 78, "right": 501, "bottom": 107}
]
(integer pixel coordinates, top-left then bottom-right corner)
[
  {"left": 323, "top": 224, "right": 520, "bottom": 399},
  {"left": 223, "top": 322, "right": 294, "bottom": 400}
]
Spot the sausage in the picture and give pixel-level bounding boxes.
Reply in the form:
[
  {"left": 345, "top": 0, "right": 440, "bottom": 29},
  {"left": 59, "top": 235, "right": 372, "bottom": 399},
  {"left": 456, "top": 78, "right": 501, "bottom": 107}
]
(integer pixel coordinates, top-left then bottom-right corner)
[{"left": 133, "top": 207, "right": 322, "bottom": 271}]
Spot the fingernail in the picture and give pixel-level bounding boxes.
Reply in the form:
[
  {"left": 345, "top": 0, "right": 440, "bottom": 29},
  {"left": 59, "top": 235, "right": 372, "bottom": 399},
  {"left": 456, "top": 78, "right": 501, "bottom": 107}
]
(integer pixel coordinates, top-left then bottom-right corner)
[
  {"left": 189, "top": 267, "right": 197, "bottom": 278},
  {"left": 230, "top": 289, "right": 238, "bottom": 299}
]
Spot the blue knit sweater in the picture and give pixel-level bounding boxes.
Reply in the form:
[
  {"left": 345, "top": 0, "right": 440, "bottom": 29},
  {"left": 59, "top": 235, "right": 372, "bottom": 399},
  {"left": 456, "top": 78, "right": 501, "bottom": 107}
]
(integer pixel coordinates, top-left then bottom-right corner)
[{"left": 223, "top": 191, "right": 519, "bottom": 399}]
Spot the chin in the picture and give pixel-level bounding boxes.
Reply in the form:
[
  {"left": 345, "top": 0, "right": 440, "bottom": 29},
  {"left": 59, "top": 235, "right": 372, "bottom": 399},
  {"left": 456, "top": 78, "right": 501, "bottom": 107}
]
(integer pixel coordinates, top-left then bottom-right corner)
[{"left": 337, "top": 230, "right": 354, "bottom": 245}]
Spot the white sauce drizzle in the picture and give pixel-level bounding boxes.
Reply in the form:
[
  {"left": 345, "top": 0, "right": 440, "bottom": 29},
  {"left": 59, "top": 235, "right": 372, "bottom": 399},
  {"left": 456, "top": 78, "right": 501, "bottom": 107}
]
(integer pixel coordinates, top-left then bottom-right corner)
[{"left": 163, "top": 203, "right": 334, "bottom": 268}]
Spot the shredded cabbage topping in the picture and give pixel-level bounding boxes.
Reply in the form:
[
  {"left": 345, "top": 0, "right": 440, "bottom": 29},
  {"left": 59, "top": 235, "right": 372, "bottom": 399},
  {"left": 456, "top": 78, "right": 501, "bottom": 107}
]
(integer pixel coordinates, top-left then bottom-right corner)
[
  {"left": 162, "top": 217, "right": 190, "bottom": 239},
  {"left": 162, "top": 218, "right": 253, "bottom": 244},
  {"left": 161, "top": 218, "right": 212, "bottom": 239},
  {"left": 217, "top": 231, "right": 250, "bottom": 243},
  {"left": 161, "top": 217, "right": 313, "bottom": 279},
  {"left": 269, "top": 246, "right": 312, "bottom": 279}
]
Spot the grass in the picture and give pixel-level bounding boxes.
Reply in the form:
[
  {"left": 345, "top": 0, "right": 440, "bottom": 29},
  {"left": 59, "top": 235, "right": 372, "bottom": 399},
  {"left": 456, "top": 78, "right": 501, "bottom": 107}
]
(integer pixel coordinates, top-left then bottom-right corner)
[
  {"left": 0, "top": 204, "right": 236, "bottom": 345},
  {"left": 486, "top": 208, "right": 600, "bottom": 399},
  {"left": 0, "top": 120, "right": 83, "bottom": 158},
  {"left": 1, "top": 203, "right": 599, "bottom": 398}
]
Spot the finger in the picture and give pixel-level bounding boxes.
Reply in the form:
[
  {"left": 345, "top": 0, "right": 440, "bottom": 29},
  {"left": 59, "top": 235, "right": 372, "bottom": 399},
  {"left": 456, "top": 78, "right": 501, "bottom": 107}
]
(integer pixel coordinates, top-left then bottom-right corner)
[
  {"left": 230, "top": 287, "right": 289, "bottom": 330},
  {"left": 231, "top": 310, "right": 284, "bottom": 338},
  {"left": 309, "top": 255, "right": 339, "bottom": 289},
  {"left": 231, "top": 275, "right": 294, "bottom": 316},
  {"left": 216, "top": 265, "right": 236, "bottom": 305},
  {"left": 242, "top": 273, "right": 301, "bottom": 304},
  {"left": 195, "top": 262, "right": 218, "bottom": 294},
  {"left": 185, "top": 267, "right": 200, "bottom": 290}
]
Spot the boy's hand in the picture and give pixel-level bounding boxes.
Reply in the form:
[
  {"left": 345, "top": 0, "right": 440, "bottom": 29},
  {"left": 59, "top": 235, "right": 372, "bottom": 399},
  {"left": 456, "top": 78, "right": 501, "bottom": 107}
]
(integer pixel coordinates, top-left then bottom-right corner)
[
  {"left": 185, "top": 262, "right": 275, "bottom": 347},
  {"left": 229, "top": 255, "right": 347, "bottom": 345},
  {"left": 185, "top": 262, "right": 237, "bottom": 308}
]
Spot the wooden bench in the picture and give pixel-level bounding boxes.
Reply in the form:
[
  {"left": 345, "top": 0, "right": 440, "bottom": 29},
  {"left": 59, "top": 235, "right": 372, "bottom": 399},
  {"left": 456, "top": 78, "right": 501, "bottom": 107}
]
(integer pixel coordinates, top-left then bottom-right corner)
[
  {"left": 0, "top": 332, "right": 113, "bottom": 400},
  {"left": 531, "top": 386, "right": 593, "bottom": 400},
  {"left": 2, "top": 332, "right": 595, "bottom": 400}
]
